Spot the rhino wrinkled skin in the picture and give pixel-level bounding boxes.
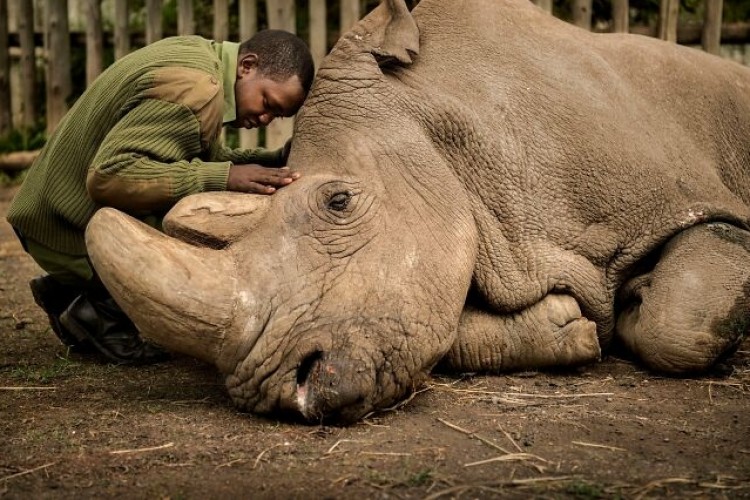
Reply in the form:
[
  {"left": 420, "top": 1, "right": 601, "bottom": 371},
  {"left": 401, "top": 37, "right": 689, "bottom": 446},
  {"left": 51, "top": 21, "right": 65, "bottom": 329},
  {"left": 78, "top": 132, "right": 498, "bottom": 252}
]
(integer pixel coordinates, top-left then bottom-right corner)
[{"left": 86, "top": 0, "right": 750, "bottom": 423}]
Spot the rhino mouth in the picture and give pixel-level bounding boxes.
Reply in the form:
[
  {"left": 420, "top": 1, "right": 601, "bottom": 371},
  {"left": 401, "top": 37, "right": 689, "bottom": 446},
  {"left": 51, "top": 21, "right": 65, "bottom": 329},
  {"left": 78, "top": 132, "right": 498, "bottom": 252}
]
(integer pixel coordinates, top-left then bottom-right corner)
[{"left": 228, "top": 315, "right": 420, "bottom": 424}]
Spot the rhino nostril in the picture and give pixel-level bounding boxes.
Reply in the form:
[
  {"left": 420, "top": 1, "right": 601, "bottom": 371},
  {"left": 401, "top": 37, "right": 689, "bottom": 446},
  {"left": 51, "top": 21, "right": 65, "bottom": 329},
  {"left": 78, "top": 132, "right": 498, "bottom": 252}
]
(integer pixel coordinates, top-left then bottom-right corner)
[
  {"left": 296, "top": 350, "right": 324, "bottom": 387},
  {"left": 294, "top": 352, "right": 370, "bottom": 422}
]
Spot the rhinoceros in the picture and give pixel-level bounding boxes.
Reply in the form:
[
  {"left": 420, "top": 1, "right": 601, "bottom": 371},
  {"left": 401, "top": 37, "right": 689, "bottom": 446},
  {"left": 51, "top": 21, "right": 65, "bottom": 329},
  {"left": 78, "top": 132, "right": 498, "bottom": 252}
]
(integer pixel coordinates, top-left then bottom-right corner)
[{"left": 86, "top": 0, "right": 750, "bottom": 423}]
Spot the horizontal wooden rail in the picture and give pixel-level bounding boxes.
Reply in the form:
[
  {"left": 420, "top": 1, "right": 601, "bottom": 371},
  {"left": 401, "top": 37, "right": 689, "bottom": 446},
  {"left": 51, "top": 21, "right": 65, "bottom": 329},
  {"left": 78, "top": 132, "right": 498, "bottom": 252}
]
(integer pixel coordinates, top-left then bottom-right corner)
[
  {"left": 5, "top": 22, "right": 750, "bottom": 50},
  {"left": 0, "top": 150, "right": 40, "bottom": 172},
  {"left": 623, "top": 21, "right": 750, "bottom": 45}
]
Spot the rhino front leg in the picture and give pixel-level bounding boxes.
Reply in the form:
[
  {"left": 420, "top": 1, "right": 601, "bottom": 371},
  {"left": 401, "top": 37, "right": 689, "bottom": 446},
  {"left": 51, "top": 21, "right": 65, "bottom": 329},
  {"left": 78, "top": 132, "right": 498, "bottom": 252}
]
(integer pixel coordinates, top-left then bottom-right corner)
[
  {"left": 616, "top": 222, "right": 750, "bottom": 374},
  {"left": 442, "top": 294, "right": 601, "bottom": 372}
]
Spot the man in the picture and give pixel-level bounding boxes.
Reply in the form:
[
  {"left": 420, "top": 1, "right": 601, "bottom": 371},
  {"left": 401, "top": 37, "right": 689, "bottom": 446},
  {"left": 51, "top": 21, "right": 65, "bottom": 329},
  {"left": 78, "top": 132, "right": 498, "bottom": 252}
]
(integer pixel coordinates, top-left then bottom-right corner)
[{"left": 7, "top": 30, "right": 315, "bottom": 364}]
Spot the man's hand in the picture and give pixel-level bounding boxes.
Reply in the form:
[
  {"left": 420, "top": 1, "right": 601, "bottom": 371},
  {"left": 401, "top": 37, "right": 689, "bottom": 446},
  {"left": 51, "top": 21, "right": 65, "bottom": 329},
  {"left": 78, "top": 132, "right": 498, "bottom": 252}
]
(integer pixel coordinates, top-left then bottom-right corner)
[{"left": 227, "top": 164, "right": 301, "bottom": 194}]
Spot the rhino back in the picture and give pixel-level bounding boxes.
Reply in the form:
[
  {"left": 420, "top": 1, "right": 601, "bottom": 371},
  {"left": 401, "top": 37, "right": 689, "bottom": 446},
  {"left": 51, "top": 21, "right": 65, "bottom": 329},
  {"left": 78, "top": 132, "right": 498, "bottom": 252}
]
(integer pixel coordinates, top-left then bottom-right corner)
[
  {"left": 411, "top": 0, "right": 750, "bottom": 213},
  {"left": 399, "top": 0, "right": 750, "bottom": 333}
]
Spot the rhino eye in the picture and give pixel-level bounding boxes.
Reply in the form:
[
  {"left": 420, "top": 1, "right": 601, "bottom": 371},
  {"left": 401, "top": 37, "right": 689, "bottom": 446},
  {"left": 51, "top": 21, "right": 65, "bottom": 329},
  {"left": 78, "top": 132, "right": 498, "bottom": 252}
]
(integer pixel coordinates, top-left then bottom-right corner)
[{"left": 327, "top": 191, "right": 352, "bottom": 212}]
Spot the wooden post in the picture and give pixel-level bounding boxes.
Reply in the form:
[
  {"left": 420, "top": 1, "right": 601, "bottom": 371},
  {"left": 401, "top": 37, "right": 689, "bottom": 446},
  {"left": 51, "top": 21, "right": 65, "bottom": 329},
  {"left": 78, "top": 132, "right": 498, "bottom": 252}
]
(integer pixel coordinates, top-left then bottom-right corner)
[
  {"left": 114, "top": 0, "right": 129, "bottom": 59},
  {"left": 340, "top": 0, "right": 360, "bottom": 35},
  {"left": 178, "top": 0, "right": 194, "bottom": 35},
  {"left": 44, "top": 0, "right": 72, "bottom": 135},
  {"left": 0, "top": 0, "right": 11, "bottom": 135},
  {"left": 309, "top": 0, "right": 327, "bottom": 68},
  {"left": 17, "top": 0, "right": 36, "bottom": 129},
  {"left": 239, "top": 0, "right": 258, "bottom": 149},
  {"left": 534, "top": 0, "right": 553, "bottom": 14},
  {"left": 658, "top": 0, "right": 679, "bottom": 42},
  {"left": 702, "top": 0, "right": 723, "bottom": 55},
  {"left": 265, "top": 0, "right": 295, "bottom": 149},
  {"left": 214, "top": 0, "right": 229, "bottom": 42},
  {"left": 85, "top": 0, "right": 104, "bottom": 85},
  {"left": 612, "top": 0, "right": 629, "bottom": 33},
  {"left": 573, "top": 0, "right": 592, "bottom": 30},
  {"left": 146, "top": 0, "right": 163, "bottom": 45}
]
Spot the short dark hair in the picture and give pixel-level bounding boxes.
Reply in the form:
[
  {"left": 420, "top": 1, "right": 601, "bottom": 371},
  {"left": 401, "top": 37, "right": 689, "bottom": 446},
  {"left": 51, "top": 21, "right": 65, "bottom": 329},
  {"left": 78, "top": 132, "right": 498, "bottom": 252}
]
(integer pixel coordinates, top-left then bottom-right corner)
[{"left": 239, "top": 30, "right": 315, "bottom": 94}]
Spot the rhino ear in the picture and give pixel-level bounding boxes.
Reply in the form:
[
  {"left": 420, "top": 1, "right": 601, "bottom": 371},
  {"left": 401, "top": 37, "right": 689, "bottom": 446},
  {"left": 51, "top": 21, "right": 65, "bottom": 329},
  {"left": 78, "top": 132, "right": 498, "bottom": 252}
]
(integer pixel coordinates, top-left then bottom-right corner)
[{"left": 366, "top": 0, "right": 420, "bottom": 66}]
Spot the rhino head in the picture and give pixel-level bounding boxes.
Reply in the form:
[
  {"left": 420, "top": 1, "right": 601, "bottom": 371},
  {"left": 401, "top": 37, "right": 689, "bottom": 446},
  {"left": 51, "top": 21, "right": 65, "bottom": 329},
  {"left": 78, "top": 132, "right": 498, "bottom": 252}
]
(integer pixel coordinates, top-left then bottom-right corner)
[{"left": 86, "top": 0, "right": 478, "bottom": 423}]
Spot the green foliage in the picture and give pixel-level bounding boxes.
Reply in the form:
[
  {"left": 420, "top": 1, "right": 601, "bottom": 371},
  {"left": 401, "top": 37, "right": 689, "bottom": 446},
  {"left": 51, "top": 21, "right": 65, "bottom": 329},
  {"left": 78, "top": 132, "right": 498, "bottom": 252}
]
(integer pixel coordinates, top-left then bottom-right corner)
[
  {"left": 0, "top": 125, "right": 46, "bottom": 154},
  {"left": 565, "top": 480, "right": 606, "bottom": 499},
  {"left": 0, "top": 167, "right": 27, "bottom": 187},
  {"left": 563, "top": 480, "right": 628, "bottom": 499},
  {"left": 406, "top": 469, "right": 433, "bottom": 487},
  {"left": 10, "top": 356, "right": 81, "bottom": 384},
  {"left": 0, "top": 170, "right": 14, "bottom": 187},
  {"left": 724, "top": 0, "right": 750, "bottom": 22}
]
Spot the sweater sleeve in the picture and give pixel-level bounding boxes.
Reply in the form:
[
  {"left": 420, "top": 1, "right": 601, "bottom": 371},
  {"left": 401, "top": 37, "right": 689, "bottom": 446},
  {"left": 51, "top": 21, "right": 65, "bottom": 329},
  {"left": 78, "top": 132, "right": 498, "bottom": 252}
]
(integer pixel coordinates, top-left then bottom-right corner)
[
  {"left": 86, "top": 99, "right": 231, "bottom": 215},
  {"left": 213, "top": 144, "right": 285, "bottom": 166}
]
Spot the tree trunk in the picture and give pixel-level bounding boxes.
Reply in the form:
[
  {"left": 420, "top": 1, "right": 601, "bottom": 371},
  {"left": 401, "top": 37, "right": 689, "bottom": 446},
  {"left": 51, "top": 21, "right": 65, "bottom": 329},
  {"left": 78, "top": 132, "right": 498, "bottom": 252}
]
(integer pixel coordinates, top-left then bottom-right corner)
[
  {"left": 239, "top": 0, "right": 258, "bottom": 149},
  {"left": 309, "top": 0, "right": 327, "bottom": 68},
  {"left": 265, "top": 0, "right": 295, "bottom": 150},
  {"left": 214, "top": 0, "right": 229, "bottom": 41},
  {"left": 146, "top": 0, "right": 163, "bottom": 45},
  {"left": 17, "top": 0, "right": 36, "bottom": 129},
  {"left": 85, "top": 0, "right": 104, "bottom": 86},
  {"left": 45, "top": 0, "right": 72, "bottom": 135},
  {"left": 573, "top": 0, "right": 592, "bottom": 30},
  {"left": 178, "top": 0, "right": 194, "bottom": 35},
  {"left": 534, "top": 0, "right": 553, "bottom": 14},
  {"left": 702, "top": 0, "right": 723, "bottom": 55},
  {"left": 114, "top": 0, "right": 129, "bottom": 59},
  {"left": 612, "top": 0, "right": 629, "bottom": 33},
  {"left": 0, "top": 0, "right": 11, "bottom": 135},
  {"left": 658, "top": 0, "right": 679, "bottom": 42},
  {"left": 340, "top": 0, "right": 360, "bottom": 35}
]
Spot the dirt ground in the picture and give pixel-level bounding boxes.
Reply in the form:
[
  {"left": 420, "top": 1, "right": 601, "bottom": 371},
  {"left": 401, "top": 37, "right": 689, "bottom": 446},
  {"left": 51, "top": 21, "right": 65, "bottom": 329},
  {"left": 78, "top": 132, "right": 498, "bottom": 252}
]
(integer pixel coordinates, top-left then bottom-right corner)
[{"left": 0, "top": 184, "right": 748, "bottom": 500}]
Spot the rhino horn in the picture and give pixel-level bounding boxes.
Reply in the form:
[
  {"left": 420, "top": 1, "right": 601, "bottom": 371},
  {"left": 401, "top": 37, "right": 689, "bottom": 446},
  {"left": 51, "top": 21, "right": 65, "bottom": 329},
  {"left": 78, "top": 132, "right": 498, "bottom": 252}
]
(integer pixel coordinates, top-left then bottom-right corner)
[
  {"left": 162, "top": 192, "right": 272, "bottom": 249},
  {"left": 86, "top": 207, "right": 237, "bottom": 366},
  {"left": 362, "top": 0, "right": 420, "bottom": 65}
]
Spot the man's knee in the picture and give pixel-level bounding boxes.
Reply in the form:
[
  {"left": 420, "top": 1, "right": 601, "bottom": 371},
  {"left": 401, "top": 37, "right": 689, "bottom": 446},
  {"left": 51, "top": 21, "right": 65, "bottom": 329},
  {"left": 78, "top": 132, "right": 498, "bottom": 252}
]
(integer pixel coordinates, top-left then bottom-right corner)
[{"left": 19, "top": 234, "right": 94, "bottom": 288}]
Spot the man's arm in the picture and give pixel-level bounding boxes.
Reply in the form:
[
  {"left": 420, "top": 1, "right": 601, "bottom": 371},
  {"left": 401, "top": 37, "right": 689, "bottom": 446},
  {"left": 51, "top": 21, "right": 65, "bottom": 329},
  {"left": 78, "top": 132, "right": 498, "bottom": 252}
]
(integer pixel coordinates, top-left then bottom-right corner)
[
  {"left": 87, "top": 99, "right": 228, "bottom": 214},
  {"left": 87, "top": 99, "right": 296, "bottom": 214},
  {"left": 214, "top": 143, "right": 286, "bottom": 167}
]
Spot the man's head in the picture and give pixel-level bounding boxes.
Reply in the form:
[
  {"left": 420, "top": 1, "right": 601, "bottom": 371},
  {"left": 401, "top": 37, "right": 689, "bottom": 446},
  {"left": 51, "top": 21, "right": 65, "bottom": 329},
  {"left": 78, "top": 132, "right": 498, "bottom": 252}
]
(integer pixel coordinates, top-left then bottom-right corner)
[{"left": 233, "top": 30, "right": 315, "bottom": 129}]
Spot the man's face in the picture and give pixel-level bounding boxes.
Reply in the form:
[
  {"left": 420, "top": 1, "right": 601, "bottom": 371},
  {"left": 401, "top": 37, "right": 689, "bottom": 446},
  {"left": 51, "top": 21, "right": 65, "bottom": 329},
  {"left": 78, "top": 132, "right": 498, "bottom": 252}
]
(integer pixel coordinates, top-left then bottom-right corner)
[{"left": 233, "top": 53, "right": 306, "bottom": 129}]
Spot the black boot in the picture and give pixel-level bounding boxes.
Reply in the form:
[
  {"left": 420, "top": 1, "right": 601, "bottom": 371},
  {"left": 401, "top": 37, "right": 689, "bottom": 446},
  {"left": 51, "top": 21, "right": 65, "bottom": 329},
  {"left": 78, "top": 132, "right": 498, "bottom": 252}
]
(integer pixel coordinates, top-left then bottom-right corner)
[
  {"left": 29, "top": 275, "right": 92, "bottom": 351},
  {"left": 59, "top": 293, "right": 170, "bottom": 365}
]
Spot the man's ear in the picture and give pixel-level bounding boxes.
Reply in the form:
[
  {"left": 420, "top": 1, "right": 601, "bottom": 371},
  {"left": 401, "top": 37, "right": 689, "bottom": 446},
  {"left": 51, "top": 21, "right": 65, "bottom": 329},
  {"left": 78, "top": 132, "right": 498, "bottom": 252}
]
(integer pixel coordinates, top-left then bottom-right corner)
[{"left": 237, "top": 53, "right": 258, "bottom": 78}]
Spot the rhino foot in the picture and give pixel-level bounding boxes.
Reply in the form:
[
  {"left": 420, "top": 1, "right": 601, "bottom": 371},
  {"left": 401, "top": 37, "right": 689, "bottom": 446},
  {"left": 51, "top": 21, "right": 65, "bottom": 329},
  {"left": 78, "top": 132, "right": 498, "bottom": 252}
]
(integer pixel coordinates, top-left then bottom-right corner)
[{"left": 442, "top": 294, "right": 601, "bottom": 373}]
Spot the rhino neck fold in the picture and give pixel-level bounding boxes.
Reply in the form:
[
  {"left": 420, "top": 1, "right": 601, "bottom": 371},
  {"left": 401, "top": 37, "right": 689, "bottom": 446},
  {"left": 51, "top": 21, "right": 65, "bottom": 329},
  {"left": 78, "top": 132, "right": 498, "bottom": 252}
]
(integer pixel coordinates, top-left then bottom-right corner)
[{"left": 86, "top": 208, "right": 238, "bottom": 366}]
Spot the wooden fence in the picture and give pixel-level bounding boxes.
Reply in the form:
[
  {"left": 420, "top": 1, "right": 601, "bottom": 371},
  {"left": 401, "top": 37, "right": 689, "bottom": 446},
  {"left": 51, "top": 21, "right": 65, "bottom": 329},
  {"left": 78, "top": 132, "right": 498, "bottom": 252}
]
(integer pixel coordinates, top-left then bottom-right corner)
[{"left": 0, "top": 0, "right": 741, "bottom": 155}]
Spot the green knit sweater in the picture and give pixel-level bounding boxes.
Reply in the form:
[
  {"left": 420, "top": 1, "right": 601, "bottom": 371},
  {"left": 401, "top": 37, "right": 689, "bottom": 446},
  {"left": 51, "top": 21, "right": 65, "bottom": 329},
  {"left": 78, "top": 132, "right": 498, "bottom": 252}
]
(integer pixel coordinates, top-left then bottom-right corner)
[{"left": 8, "top": 36, "right": 283, "bottom": 255}]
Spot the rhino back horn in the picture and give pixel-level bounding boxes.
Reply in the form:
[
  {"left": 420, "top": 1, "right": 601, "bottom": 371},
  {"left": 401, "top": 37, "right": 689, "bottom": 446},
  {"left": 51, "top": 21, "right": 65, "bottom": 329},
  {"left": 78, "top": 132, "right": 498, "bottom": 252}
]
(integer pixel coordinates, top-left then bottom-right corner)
[{"left": 163, "top": 192, "right": 272, "bottom": 248}]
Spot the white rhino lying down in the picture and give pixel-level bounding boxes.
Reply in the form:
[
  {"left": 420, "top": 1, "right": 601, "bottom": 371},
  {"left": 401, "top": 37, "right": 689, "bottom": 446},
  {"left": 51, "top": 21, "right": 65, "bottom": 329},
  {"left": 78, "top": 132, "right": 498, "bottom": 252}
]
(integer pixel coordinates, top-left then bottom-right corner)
[{"left": 86, "top": 0, "right": 750, "bottom": 423}]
